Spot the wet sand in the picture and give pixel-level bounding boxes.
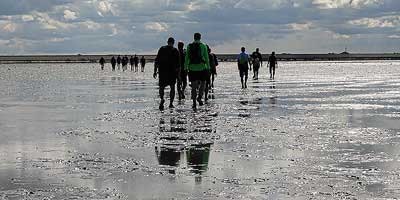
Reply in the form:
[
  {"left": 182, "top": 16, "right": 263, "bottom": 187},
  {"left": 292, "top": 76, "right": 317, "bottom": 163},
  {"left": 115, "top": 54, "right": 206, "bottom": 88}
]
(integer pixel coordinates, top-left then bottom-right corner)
[{"left": 1, "top": 61, "right": 400, "bottom": 199}]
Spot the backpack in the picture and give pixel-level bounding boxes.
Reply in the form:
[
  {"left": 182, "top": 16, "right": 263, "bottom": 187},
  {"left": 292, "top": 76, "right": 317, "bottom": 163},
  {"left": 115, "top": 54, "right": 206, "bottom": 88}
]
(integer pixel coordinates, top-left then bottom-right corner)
[
  {"left": 188, "top": 43, "right": 204, "bottom": 64},
  {"left": 239, "top": 53, "right": 248, "bottom": 65}
]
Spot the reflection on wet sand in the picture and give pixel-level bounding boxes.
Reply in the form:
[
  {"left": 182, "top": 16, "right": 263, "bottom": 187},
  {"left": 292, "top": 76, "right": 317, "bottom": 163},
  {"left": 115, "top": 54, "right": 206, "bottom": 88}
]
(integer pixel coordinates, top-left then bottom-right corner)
[{"left": 155, "top": 109, "right": 215, "bottom": 180}]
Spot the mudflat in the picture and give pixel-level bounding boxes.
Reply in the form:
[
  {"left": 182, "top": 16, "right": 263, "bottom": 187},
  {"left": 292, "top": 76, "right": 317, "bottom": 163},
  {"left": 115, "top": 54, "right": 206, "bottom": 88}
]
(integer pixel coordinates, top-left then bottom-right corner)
[{"left": 1, "top": 61, "right": 400, "bottom": 199}]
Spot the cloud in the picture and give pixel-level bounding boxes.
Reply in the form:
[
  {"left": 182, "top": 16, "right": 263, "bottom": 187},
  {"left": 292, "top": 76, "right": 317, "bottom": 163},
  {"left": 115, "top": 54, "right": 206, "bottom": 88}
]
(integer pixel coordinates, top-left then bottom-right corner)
[
  {"left": 313, "top": 0, "right": 383, "bottom": 9},
  {"left": 349, "top": 15, "right": 400, "bottom": 28},
  {"left": 144, "top": 22, "right": 169, "bottom": 32},
  {"left": 0, "top": 0, "right": 399, "bottom": 54},
  {"left": 63, "top": 9, "right": 77, "bottom": 20}
]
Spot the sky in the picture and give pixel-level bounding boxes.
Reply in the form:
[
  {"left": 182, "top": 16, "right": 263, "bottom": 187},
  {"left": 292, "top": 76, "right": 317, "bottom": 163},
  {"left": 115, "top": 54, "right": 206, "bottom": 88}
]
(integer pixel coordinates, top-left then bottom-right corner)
[{"left": 0, "top": 0, "right": 399, "bottom": 54}]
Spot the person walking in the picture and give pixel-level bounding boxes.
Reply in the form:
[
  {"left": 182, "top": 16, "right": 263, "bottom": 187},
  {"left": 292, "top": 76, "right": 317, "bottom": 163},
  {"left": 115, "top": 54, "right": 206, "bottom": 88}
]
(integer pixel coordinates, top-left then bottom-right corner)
[
  {"left": 117, "top": 55, "right": 121, "bottom": 70},
  {"left": 153, "top": 37, "right": 180, "bottom": 110},
  {"left": 268, "top": 52, "right": 277, "bottom": 80},
  {"left": 130, "top": 56, "right": 134, "bottom": 71},
  {"left": 99, "top": 57, "right": 105, "bottom": 70},
  {"left": 208, "top": 46, "right": 218, "bottom": 89},
  {"left": 140, "top": 56, "right": 146, "bottom": 72},
  {"left": 111, "top": 56, "right": 116, "bottom": 71},
  {"left": 134, "top": 55, "right": 139, "bottom": 72},
  {"left": 251, "top": 48, "right": 263, "bottom": 80},
  {"left": 177, "top": 41, "right": 187, "bottom": 100},
  {"left": 122, "top": 55, "right": 128, "bottom": 72},
  {"left": 205, "top": 45, "right": 218, "bottom": 103},
  {"left": 237, "top": 47, "right": 250, "bottom": 89},
  {"left": 185, "top": 33, "right": 210, "bottom": 110}
]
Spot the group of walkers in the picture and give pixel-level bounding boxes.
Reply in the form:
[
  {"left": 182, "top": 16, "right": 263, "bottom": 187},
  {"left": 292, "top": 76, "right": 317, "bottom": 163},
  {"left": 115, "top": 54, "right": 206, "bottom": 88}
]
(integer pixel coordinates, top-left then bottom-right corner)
[
  {"left": 99, "top": 55, "right": 146, "bottom": 72},
  {"left": 237, "top": 48, "right": 278, "bottom": 88},
  {"left": 153, "top": 33, "right": 218, "bottom": 111},
  {"left": 154, "top": 32, "right": 278, "bottom": 111},
  {"left": 100, "top": 32, "right": 278, "bottom": 111}
]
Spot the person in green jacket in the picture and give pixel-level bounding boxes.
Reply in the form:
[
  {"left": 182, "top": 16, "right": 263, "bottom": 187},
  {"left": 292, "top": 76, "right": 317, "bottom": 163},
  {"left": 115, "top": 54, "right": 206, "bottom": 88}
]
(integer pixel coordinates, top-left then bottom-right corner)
[{"left": 185, "top": 33, "right": 210, "bottom": 110}]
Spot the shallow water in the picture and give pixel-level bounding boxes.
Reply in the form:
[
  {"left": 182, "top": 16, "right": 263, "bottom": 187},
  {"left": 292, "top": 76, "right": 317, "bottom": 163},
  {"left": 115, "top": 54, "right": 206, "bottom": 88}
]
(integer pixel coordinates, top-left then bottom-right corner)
[{"left": 1, "top": 61, "right": 400, "bottom": 199}]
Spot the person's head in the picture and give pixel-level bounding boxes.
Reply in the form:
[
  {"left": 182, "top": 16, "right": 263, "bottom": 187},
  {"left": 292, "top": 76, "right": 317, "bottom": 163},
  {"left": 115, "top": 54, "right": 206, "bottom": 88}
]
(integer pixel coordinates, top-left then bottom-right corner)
[
  {"left": 272, "top": 51, "right": 275, "bottom": 55},
  {"left": 178, "top": 41, "right": 184, "bottom": 50},
  {"left": 256, "top": 48, "right": 259, "bottom": 52},
  {"left": 167, "top": 37, "right": 175, "bottom": 46},
  {"left": 194, "top": 33, "right": 201, "bottom": 41},
  {"left": 241, "top": 47, "right": 245, "bottom": 52}
]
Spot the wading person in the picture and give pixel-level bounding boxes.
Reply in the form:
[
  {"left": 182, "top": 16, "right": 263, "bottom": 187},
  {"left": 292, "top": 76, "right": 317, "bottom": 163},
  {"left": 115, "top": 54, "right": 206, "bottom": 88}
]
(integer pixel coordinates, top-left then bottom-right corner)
[
  {"left": 154, "top": 37, "right": 180, "bottom": 110},
  {"left": 134, "top": 54, "right": 139, "bottom": 72},
  {"left": 122, "top": 55, "right": 128, "bottom": 72},
  {"left": 99, "top": 57, "right": 105, "bottom": 70},
  {"left": 117, "top": 55, "right": 121, "bottom": 70},
  {"left": 177, "top": 41, "right": 187, "bottom": 100},
  {"left": 111, "top": 56, "right": 116, "bottom": 71},
  {"left": 209, "top": 47, "right": 218, "bottom": 89},
  {"left": 238, "top": 47, "right": 250, "bottom": 89},
  {"left": 251, "top": 48, "right": 262, "bottom": 80},
  {"left": 130, "top": 56, "right": 134, "bottom": 71},
  {"left": 268, "top": 51, "right": 277, "bottom": 80},
  {"left": 185, "top": 33, "right": 210, "bottom": 110},
  {"left": 205, "top": 45, "right": 218, "bottom": 103},
  {"left": 140, "top": 56, "right": 146, "bottom": 72}
]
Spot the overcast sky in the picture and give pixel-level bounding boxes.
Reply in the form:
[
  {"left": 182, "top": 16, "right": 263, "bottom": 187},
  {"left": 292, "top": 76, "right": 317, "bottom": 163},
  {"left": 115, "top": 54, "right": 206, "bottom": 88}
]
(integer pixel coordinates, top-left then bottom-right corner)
[{"left": 0, "top": 0, "right": 399, "bottom": 54}]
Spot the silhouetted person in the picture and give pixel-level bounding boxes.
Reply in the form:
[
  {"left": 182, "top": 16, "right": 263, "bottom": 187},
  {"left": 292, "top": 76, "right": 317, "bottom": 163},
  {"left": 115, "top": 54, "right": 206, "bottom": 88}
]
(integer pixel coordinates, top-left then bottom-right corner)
[
  {"left": 129, "top": 56, "right": 134, "bottom": 71},
  {"left": 185, "top": 33, "right": 210, "bottom": 110},
  {"left": 117, "top": 55, "right": 121, "bottom": 70},
  {"left": 134, "top": 54, "right": 139, "bottom": 72},
  {"left": 205, "top": 45, "right": 218, "bottom": 103},
  {"left": 238, "top": 47, "right": 250, "bottom": 88},
  {"left": 268, "top": 52, "right": 277, "bottom": 80},
  {"left": 154, "top": 37, "right": 180, "bottom": 110},
  {"left": 140, "top": 56, "right": 146, "bottom": 72},
  {"left": 177, "top": 41, "right": 186, "bottom": 100},
  {"left": 251, "top": 48, "right": 263, "bottom": 80},
  {"left": 110, "top": 56, "right": 116, "bottom": 71},
  {"left": 122, "top": 55, "right": 128, "bottom": 71},
  {"left": 99, "top": 57, "right": 105, "bottom": 70}
]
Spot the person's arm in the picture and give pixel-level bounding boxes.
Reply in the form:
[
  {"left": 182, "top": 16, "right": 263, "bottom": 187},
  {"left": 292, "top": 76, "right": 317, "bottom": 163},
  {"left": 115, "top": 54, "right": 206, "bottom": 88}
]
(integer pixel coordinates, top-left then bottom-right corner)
[
  {"left": 154, "top": 48, "right": 161, "bottom": 78},
  {"left": 184, "top": 46, "right": 190, "bottom": 72}
]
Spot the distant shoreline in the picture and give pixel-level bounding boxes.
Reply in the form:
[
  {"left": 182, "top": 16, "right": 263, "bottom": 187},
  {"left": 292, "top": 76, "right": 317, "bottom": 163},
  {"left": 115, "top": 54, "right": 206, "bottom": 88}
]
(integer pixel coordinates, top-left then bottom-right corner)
[{"left": 1, "top": 53, "right": 400, "bottom": 64}]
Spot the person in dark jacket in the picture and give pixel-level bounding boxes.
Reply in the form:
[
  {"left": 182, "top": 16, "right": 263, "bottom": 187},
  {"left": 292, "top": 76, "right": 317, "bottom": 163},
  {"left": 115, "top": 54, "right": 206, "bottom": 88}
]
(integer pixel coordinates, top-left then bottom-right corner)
[
  {"left": 154, "top": 37, "right": 180, "bottom": 110},
  {"left": 111, "top": 56, "right": 116, "bottom": 71},
  {"left": 251, "top": 48, "right": 263, "bottom": 80},
  {"left": 177, "top": 41, "right": 187, "bottom": 100},
  {"left": 268, "top": 51, "right": 278, "bottom": 80},
  {"left": 99, "top": 57, "right": 105, "bottom": 70},
  {"left": 134, "top": 55, "right": 139, "bottom": 72},
  {"left": 140, "top": 56, "right": 146, "bottom": 72},
  {"left": 117, "top": 55, "right": 121, "bottom": 70},
  {"left": 205, "top": 45, "right": 218, "bottom": 102}
]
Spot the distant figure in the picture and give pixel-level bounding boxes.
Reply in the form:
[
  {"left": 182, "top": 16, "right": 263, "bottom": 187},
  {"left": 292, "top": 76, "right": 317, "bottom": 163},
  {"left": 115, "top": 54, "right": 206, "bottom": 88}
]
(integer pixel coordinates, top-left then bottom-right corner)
[
  {"left": 237, "top": 47, "right": 250, "bottom": 89},
  {"left": 130, "top": 56, "right": 134, "bottom": 71},
  {"left": 185, "top": 33, "right": 210, "bottom": 110},
  {"left": 177, "top": 41, "right": 187, "bottom": 100},
  {"left": 134, "top": 55, "right": 139, "bottom": 72},
  {"left": 251, "top": 48, "right": 263, "bottom": 80},
  {"left": 122, "top": 55, "right": 128, "bottom": 71},
  {"left": 268, "top": 52, "right": 277, "bottom": 80},
  {"left": 140, "top": 56, "right": 146, "bottom": 72},
  {"left": 154, "top": 37, "right": 180, "bottom": 110},
  {"left": 111, "top": 56, "right": 116, "bottom": 71},
  {"left": 205, "top": 45, "right": 218, "bottom": 103},
  {"left": 209, "top": 47, "right": 218, "bottom": 89},
  {"left": 99, "top": 57, "right": 105, "bottom": 70},
  {"left": 117, "top": 55, "right": 121, "bottom": 70}
]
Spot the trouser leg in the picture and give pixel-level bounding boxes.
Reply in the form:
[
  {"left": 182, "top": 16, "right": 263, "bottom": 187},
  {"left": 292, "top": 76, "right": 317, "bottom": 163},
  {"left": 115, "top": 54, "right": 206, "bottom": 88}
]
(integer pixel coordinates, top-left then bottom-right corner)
[
  {"left": 191, "top": 80, "right": 199, "bottom": 101},
  {"left": 170, "top": 84, "right": 175, "bottom": 105},
  {"left": 198, "top": 80, "right": 206, "bottom": 101}
]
